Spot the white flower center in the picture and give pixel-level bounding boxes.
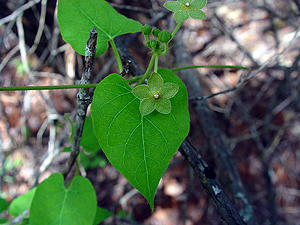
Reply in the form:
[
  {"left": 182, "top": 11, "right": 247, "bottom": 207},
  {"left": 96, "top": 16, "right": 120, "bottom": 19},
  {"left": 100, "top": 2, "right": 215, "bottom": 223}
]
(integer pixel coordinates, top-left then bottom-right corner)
[
  {"left": 153, "top": 93, "right": 160, "bottom": 99},
  {"left": 184, "top": 2, "right": 190, "bottom": 7}
]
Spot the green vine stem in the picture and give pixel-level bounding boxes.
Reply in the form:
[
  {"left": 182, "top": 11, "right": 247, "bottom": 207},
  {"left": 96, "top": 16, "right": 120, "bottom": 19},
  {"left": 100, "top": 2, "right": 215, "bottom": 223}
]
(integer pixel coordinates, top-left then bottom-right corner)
[
  {"left": 110, "top": 39, "right": 123, "bottom": 73},
  {"left": 158, "top": 22, "right": 182, "bottom": 57},
  {"left": 0, "top": 84, "right": 97, "bottom": 92},
  {"left": 0, "top": 65, "right": 248, "bottom": 92},
  {"left": 154, "top": 53, "right": 159, "bottom": 73},
  {"left": 171, "top": 65, "right": 248, "bottom": 71},
  {"left": 144, "top": 34, "right": 149, "bottom": 43},
  {"left": 161, "top": 43, "right": 168, "bottom": 56},
  {"left": 65, "top": 114, "right": 75, "bottom": 139},
  {"left": 171, "top": 22, "right": 182, "bottom": 40},
  {"left": 137, "top": 54, "right": 155, "bottom": 85}
]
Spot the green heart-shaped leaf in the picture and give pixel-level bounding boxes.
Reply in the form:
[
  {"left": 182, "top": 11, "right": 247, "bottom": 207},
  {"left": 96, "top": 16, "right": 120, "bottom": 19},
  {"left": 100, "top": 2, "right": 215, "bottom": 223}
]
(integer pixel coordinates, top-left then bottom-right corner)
[
  {"left": 91, "top": 68, "right": 189, "bottom": 210},
  {"left": 80, "top": 116, "right": 100, "bottom": 152},
  {"left": 30, "top": 173, "right": 97, "bottom": 225},
  {"left": 93, "top": 207, "right": 113, "bottom": 225},
  {"left": 9, "top": 187, "right": 36, "bottom": 217},
  {"left": 0, "top": 198, "right": 8, "bottom": 214},
  {"left": 57, "top": 0, "right": 141, "bottom": 57}
]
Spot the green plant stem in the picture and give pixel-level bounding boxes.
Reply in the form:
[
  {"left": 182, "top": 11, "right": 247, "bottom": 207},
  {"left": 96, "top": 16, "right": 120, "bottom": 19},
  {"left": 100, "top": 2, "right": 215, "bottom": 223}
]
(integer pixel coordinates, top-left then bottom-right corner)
[
  {"left": 127, "top": 76, "right": 142, "bottom": 85},
  {"left": 171, "top": 65, "right": 249, "bottom": 71},
  {"left": 0, "top": 84, "right": 97, "bottom": 92},
  {"left": 110, "top": 39, "right": 123, "bottom": 73},
  {"left": 161, "top": 43, "right": 168, "bottom": 56},
  {"left": 65, "top": 114, "right": 75, "bottom": 140},
  {"left": 137, "top": 54, "right": 155, "bottom": 85},
  {"left": 154, "top": 53, "right": 158, "bottom": 73},
  {"left": 1, "top": 65, "right": 248, "bottom": 91},
  {"left": 144, "top": 34, "right": 149, "bottom": 43},
  {"left": 171, "top": 22, "right": 182, "bottom": 40}
]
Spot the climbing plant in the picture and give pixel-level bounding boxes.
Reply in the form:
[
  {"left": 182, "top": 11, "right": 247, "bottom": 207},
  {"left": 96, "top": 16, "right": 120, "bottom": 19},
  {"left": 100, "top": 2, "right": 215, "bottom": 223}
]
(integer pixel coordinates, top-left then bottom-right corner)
[
  {"left": 56, "top": 0, "right": 207, "bottom": 212},
  {"left": 0, "top": 0, "right": 247, "bottom": 224}
]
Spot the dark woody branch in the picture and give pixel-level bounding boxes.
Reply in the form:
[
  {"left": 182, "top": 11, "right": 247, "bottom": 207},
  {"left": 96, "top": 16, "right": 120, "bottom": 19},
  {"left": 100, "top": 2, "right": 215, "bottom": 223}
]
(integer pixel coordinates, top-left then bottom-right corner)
[
  {"left": 179, "top": 140, "right": 246, "bottom": 225},
  {"left": 62, "top": 27, "right": 97, "bottom": 178}
]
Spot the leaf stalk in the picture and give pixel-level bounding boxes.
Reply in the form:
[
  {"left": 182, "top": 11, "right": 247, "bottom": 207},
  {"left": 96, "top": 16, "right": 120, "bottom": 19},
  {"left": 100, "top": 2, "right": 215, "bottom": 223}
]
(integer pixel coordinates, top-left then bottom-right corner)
[{"left": 110, "top": 39, "right": 123, "bottom": 73}]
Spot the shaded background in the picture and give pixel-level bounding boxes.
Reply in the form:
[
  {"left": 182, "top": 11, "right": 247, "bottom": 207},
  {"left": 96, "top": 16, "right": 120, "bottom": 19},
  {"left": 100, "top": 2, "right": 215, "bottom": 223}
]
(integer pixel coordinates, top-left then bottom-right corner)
[{"left": 0, "top": 0, "right": 300, "bottom": 224}]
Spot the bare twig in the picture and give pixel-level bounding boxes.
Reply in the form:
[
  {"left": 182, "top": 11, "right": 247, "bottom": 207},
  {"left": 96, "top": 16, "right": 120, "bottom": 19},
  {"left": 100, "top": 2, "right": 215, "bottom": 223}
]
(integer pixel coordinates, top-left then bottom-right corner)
[
  {"left": 62, "top": 27, "right": 97, "bottom": 178},
  {"left": 179, "top": 140, "right": 246, "bottom": 225},
  {"left": 39, "top": 115, "right": 59, "bottom": 173},
  {"left": 16, "top": 14, "right": 30, "bottom": 73},
  {"left": 0, "top": 0, "right": 41, "bottom": 27},
  {"left": 120, "top": 60, "right": 132, "bottom": 77},
  {"left": 28, "top": 0, "right": 47, "bottom": 55},
  {"left": 0, "top": 45, "right": 19, "bottom": 74}
]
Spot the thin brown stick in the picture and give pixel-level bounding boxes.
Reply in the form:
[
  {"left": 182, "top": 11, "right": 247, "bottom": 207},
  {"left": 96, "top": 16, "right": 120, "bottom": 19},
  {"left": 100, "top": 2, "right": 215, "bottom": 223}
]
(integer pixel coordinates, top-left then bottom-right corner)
[{"left": 62, "top": 27, "right": 97, "bottom": 178}]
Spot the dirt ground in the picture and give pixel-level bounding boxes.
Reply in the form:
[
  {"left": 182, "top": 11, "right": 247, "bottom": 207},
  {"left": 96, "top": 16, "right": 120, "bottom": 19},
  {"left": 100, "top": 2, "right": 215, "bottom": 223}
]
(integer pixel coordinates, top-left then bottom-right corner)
[{"left": 0, "top": 0, "right": 300, "bottom": 224}]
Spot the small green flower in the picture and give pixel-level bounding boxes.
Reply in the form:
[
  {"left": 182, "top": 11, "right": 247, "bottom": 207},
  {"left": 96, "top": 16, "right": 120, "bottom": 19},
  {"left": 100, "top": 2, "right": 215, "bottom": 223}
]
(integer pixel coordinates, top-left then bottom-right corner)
[
  {"left": 132, "top": 72, "right": 179, "bottom": 116},
  {"left": 164, "top": 0, "right": 207, "bottom": 23}
]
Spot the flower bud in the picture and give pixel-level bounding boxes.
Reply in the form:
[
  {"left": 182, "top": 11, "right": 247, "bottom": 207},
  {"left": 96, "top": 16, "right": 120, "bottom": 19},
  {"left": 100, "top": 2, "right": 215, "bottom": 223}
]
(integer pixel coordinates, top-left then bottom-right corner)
[
  {"left": 158, "top": 30, "right": 172, "bottom": 43},
  {"left": 152, "top": 28, "right": 160, "bottom": 37},
  {"left": 142, "top": 24, "right": 152, "bottom": 35},
  {"left": 148, "top": 40, "right": 160, "bottom": 50}
]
